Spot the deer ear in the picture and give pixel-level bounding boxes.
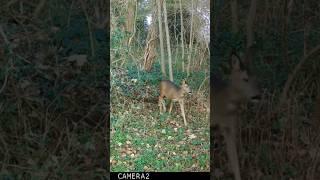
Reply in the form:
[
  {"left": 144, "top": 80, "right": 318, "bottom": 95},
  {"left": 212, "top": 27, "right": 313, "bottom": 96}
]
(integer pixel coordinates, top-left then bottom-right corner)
[
  {"left": 182, "top": 79, "right": 186, "bottom": 84},
  {"left": 231, "top": 54, "right": 241, "bottom": 71}
]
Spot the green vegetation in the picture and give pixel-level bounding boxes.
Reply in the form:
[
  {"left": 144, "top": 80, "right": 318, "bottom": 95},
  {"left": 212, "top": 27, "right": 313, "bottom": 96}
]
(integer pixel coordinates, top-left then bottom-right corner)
[
  {"left": 110, "top": 64, "right": 209, "bottom": 172},
  {"left": 111, "top": 0, "right": 209, "bottom": 172}
]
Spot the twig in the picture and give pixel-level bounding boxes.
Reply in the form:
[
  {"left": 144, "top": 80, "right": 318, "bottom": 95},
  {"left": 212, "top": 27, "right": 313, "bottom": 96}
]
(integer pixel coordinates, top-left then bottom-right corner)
[
  {"left": 80, "top": 0, "right": 95, "bottom": 57},
  {"left": 0, "top": 69, "right": 9, "bottom": 95},
  {"left": 279, "top": 44, "right": 320, "bottom": 105},
  {"left": 0, "top": 25, "right": 10, "bottom": 94},
  {"left": 6, "top": 0, "right": 19, "bottom": 7},
  {"left": 33, "top": 0, "right": 47, "bottom": 19},
  {"left": 67, "top": 0, "right": 75, "bottom": 27},
  {"left": 197, "top": 75, "right": 209, "bottom": 94},
  {"left": 0, "top": 25, "right": 10, "bottom": 44}
]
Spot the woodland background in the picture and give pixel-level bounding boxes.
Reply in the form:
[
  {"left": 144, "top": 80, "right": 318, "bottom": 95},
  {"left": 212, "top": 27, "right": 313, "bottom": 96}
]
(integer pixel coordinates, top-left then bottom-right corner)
[
  {"left": 1, "top": 0, "right": 319, "bottom": 179},
  {"left": 0, "top": 0, "right": 108, "bottom": 179},
  {"left": 213, "top": 0, "right": 320, "bottom": 179},
  {"left": 110, "top": 0, "right": 210, "bottom": 172}
]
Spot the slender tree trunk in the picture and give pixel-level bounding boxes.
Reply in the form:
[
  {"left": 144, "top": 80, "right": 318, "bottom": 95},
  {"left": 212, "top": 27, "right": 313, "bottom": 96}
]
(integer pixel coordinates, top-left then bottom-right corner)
[
  {"left": 157, "top": 0, "right": 166, "bottom": 77},
  {"left": 174, "top": 0, "right": 179, "bottom": 66},
  {"left": 126, "top": 0, "right": 136, "bottom": 45},
  {"left": 128, "top": 0, "right": 138, "bottom": 47},
  {"left": 163, "top": 0, "right": 173, "bottom": 81},
  {"left": 179, "top": 0, "right": 185, "bottom": 72},
  {"left": 187, "top": 0, "right": 194, "bottom": 76},
  {"left": 281, "top": 0, "right": 293, "bottom": 64},
  {"left": 143, "top": 5, "right": 157, "bottom": 71},
  {"left": 231, "top": 0, "right": 238, "bottom": 33},
  {"left": 245, "top": 0, "right": 257, "bottom": 64},
  {"left": 303, "top": 2, "right": 310, "bottom": 57},
  {"left": 246, "top": 0, "right": 257, "bottom": 47},
  {"left": 262, "top": 0, "right": 269, "bottom": 42}
]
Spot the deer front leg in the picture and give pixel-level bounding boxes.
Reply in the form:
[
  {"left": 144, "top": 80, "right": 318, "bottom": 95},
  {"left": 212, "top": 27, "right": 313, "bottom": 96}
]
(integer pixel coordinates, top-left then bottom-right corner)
[
  {"left": 223, "top": 125, "right": 241, "bottom": 180},
  {"left": 179, "top": 100, "right": 187, "bottom": 126}
]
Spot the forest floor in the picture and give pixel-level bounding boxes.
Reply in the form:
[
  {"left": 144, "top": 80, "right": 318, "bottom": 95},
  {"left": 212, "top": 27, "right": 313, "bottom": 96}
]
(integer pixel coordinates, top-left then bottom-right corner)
[{"left": 110, "top": 66, "right": 210, "bottom": 172}]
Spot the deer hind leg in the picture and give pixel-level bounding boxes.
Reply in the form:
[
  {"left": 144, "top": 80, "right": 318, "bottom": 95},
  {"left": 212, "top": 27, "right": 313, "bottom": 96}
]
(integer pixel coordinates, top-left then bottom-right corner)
[
  {"left": 179, "top": 100, "right": 187, "bottom": 126},
  {"left": 223, "top": 126, "right": 241, "bottom": 180},
  {"left": 159, "top": 96, "right": 166, "bottom": 113},
  {"left": 169, "top": 101, "right": 173, "bottom": 113},
  {"left": 159, "top": 96, "right": 164, "bottom": 113},
  {"left": 162, "top": 100, "right": 166, "bottom": 112}
]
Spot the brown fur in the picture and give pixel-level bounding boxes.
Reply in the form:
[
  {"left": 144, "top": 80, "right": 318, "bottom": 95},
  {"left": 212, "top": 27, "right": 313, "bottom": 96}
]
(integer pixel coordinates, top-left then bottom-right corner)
[
  {"left": 159, "top": 80, "right": 191, "bottom": 126},
  {"left": 212, "top": 53, "right": 261, "bottom": 180}
]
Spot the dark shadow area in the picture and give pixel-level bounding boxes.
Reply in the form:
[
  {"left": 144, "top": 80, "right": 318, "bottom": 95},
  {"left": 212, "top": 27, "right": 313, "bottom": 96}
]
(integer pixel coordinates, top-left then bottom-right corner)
[
  {"left": 212, "top": 0, "right": 320, "bottom": 179},
  {"left": 0, "top": 1, "right": 109, "bottom": 179}
]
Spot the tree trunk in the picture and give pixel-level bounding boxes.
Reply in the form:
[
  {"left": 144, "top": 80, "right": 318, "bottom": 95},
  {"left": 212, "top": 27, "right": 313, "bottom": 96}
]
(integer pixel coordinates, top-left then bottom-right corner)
[
  {"left": 163, "top": 0, "right": 173, "bottom": 81},
  {"left": 174, "top": 0, "right": 179, "bottom": 66},
  {"left": 179, "top": 0, "right": 185, "bottom": 72},
  {"left": 303, "top": 2, "right": 310, "bottom": 57},
  {"left": 281, "top": 0, "right": 293, "bottom": 64},
  {"left": 127, "top": 0, "right": 138, "bottom": 47},
  {"left": 143, "top": 6, "right": 157, "bottom": 71},
  {"left": 245, "top": 0, "right": 257, "bottom": 64},
  {"left": 231, "top": 0, "right": 238, "bottom": 33},
  {"left": 187, "top": 0, "right": 194, "bottom": 77},
  {"left": 157, "top": 0, "right": 166, "bottom": 77},
  {"left": 126, "top": 0, "right": 135, "bottom": 36}
]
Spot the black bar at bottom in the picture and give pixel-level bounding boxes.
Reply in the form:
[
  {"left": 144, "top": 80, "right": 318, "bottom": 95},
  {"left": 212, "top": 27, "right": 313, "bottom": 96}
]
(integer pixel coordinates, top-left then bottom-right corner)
[{"left": 110, "top": 172, "right": 210, "bottom": 180}]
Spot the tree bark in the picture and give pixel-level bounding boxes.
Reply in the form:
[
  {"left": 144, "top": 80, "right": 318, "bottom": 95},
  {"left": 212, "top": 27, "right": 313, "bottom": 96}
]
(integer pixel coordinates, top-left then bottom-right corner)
[
  {"left": 187, "top": 0, "right": 194, "bottom": 77},
  {"left": 128, "top": 0, "right": 138, "bottom": 47},
  {"left": 245, "top": 0, "right": 257, "bottom": 64},
  {"left": 126, "top": 0, "right": 135, "bottom": 33},
  {"left": 179, "top": 0, "right": 185, "bottom": 72},
  {"left": 143, "top": 6, "right": 157, "bottom": 71},
  {"left": 163, "top": 0, "right": 173, "bottom": 81},
  {"left": 231, "top": 0, "right": 238, "bottom": 33},
  {"left": 157, "top": 0, "right": 167, "bottom": 77}
]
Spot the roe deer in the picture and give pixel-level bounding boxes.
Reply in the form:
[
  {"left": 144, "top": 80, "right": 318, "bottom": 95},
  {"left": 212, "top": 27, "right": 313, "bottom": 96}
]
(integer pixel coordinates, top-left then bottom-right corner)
[
  {"left": 212, "top": 52, "right": 261, "bottom": 180},
  {"left": 159, "top": 80, "right": 192, "bottom": 126}
]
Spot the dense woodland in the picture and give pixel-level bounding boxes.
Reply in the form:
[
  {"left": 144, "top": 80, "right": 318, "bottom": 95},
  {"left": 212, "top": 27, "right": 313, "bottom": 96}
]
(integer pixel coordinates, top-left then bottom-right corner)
[
  {"left": 111, "top": 0, "right": 210, "bottom": 172},
  {"left": 0, "top": 0, "right": 108, "bottom": 179},
  {"left": 213, "top": 0, "right": 320, "bottom": 179}
]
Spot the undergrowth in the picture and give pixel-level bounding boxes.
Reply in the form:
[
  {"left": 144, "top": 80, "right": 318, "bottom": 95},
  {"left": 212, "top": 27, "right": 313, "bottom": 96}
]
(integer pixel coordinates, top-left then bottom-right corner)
[{"left": 110, "top": 63, "right": 210, "bottom": 172}]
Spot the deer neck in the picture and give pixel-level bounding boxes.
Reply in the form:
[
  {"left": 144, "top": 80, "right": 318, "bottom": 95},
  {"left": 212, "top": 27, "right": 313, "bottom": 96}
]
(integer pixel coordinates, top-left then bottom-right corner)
[{"left": 177, "top": 88, "right": 186, "bottom": 98}]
